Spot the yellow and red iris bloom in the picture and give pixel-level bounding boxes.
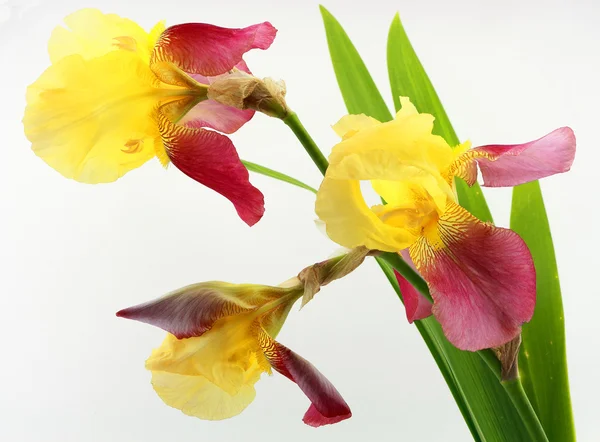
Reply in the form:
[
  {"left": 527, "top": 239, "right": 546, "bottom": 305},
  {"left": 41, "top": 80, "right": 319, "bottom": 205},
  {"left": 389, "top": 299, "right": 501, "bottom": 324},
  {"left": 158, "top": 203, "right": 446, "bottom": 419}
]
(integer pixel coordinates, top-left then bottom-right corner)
[
  {"left": 117, "top": 281, "right": 351, "bottom": 426},
  {"left": 23, "top": 9, "right": 276, "bottom": 225},
  {"left": 316, "top": 97, "right": 576, "bottom": 351}
]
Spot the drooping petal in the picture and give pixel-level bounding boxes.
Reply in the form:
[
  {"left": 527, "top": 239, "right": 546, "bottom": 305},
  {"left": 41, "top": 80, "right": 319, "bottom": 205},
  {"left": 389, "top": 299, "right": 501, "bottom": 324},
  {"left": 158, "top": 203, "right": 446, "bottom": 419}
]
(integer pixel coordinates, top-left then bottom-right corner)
[
  {"left": 117, "top": 282, "right": 298, "bottom": 339},
  {"left": 259, "top": 332, "right": 351, "bottom": 427},
  {"left": 147, "top": 326, "right": 270, "bottom": 419},
  {"left": 451, "top": 127, "right": 576, "bottom": 187},
  {"left": 146, "top": 321, "right": 270, "bottom": 396},
  {"left": 48, "top": 8, "right": 164, "bottom": 64},
  {"left": 23, "top": 50, "right": 162, "bottom": 183},
  {"left": 409, "top": 202, "right": 536, "bottom": 351},
  {"left": 179, "top": 100, "right": 254, "bottom": 134},
  {"left": 150, "top": 369, "right": 258, "bottom": 420},
  {"left": 151, "top": 22, "right": 277, "bottom": 77},
  {"left": 156, "top": 109, "right": 265, "bottom": 226},
  {"left": 393, "top": 267, "right": 432, "bottom": 323}
]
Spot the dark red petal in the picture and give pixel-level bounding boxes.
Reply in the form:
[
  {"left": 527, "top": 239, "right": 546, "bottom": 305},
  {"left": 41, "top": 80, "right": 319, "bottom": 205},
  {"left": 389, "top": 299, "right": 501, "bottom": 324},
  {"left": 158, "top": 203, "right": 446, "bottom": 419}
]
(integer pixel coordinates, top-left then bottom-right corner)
[
  {"left": 259, "top": 333, "right": 351, "bottom": 427},
  {"left": 116, "top": 282, "right": 252, "bottom": 339},
  {"left": 157, "top": 110, "right": 265, "bottom": 226},
  {"left": 393, "top": 268, "right": 432, "bottom": 323},
  {"left": 410, "top": 202, "right": 536, "bottom": 351},
  {"left": 151, "top": 22, "right": 277, "bottom": 77}
]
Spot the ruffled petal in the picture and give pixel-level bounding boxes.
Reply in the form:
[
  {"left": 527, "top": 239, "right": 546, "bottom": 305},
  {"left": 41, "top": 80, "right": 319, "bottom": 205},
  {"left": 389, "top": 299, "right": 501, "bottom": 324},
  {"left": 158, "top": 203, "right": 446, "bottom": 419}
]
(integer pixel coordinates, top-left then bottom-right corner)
[
  {"left": 316, "top": 177, "right": 417, "bottom": 252},
  {"left": 117, "top": 282, "right": 297, "bottom": 339},
  {"left": 156, "top": 109, "right": 265, "bottom": 226},
  {"left": 409, "top": 202, "right": 536, "bottom": 351},
  {"left": 393, "top": 264, "right": 432, "bottom": 323},
  {"left": 332, "top": 114, "right": 380, "bottom": 139},
  {"left": 48, "top": 8, "right": 163, "bottom": 64},
  {"left": 23, "top": 50, "right": 161, "bottom": 183},
  {"left": 151, "top": 22, "right": 277, "bottom": 77},
  {"left": 146, "top": 328, "right": 269, "bottom": 417},
  {"left": 452, "top": 127, "right": 576, "bottom": 187},
  {"left": 259, "top": 332, "right": 351, "bottom": 427},
  {"left": 150, "top": 369, "right": 257, "bottom": 420}
]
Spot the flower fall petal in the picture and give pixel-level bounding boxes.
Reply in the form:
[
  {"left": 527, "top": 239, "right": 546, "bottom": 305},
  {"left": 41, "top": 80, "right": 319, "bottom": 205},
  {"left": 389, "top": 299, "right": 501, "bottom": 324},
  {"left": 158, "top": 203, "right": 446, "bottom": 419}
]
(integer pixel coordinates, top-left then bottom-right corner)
[{"left": 409, "top": 202, "right": 536, "bottom": 351}]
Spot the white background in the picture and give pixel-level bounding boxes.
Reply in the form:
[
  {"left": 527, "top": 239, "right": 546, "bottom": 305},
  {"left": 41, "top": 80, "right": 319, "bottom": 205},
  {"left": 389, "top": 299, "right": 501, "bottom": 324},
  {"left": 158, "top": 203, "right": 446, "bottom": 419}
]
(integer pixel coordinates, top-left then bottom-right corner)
[{"left": 1, "top": 0, "right": 598, "bottom": 440}]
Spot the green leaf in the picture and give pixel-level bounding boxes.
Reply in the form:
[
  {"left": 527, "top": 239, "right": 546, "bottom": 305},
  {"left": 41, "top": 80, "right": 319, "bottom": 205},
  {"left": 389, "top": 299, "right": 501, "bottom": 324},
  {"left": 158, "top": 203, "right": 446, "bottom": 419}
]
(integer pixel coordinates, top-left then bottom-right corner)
[
  {"left": 386, "top": 13, "right": 492, "bottom": 223},
  {"left": 319, "top": 6, "right": 392, "bottom": 123},
  {"left": 321, "top": 6, "right": 531, "bottom": 440},
  {"left": 511, "top": 181, "right": 576, "bottom": 441},
  {"left": 241, "top": 160, "right": 317, "bottom": 194}
]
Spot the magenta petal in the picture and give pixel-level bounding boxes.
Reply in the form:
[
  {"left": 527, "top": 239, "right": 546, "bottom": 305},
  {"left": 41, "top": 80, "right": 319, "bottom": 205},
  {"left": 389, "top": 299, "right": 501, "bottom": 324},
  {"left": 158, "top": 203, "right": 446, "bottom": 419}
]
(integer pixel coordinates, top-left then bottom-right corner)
[
  {"left": 157, "top": 111, "right": 265, "bottom": 226},
  {"left": 179, "top": 100, "right": 255, "bottom": 134},
  {"left": 410, "top": 203, "right": 536, "bottom": 351},
  {"left": 152, "top": 22, "right": 277, "bottom": 77},
  {"left": 116, "top": 282, "right": 254, "bottom": 339},
  {"left": 261, "top": 336, "right": 351, "bottom": 427},
  {"left": 393, "top": 269, "right": 432, "bottom": 323},
  {"left": 473, "top": 127, "right": 576, "bottom": 187}
]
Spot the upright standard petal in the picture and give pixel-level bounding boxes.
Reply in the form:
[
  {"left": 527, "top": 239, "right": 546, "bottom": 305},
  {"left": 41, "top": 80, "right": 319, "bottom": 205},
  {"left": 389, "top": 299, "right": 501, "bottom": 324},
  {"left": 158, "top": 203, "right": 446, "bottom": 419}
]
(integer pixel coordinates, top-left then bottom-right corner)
[
  {"left": 117, "top": 282, "right": 298, "bottom": 339},
  {"left": 47, "top": 8, "right": 163, "bottom": 63},
  {"left": 23, "top": 50, "right": 163, "bottom": 183},
  {"left": 151, "top": 22, "right": 277, "bottom": 77},
  {"left": 452, "top": 127, "right": 576, "bottom": 187},
  {"left": 156, "top": 109, "right": 265, "bottom": 226},
  {"left": 409, "top": 202, "right": 536, "bottom": 351},
  {"left": 259, "top": 332, "right": 351, "bottom": 427}
]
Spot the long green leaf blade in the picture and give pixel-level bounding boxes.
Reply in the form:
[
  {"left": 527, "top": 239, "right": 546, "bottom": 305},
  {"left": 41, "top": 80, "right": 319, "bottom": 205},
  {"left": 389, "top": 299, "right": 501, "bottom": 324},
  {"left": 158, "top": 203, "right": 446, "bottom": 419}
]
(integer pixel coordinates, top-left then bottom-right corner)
[
  {"left": 386, "top": 13, "right": 492, "bottom": 223},
  {"left": 511, "top": 181, "right": 576, "bottom": 441},
  {"left": 242, "top": 160, "right": 317, "bottom": 193},
  {"left": 320, "top": 6, "right": 392, "bottom": 123},
  {"left": 321, "top": 6, "right": 530, "bottom": 440}
]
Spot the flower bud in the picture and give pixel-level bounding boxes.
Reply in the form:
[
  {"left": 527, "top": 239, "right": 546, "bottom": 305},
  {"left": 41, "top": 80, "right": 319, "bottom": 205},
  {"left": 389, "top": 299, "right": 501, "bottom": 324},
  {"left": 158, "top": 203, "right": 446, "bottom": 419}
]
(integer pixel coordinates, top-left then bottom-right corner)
[{"left": 208, "top": 71, "right": 290, "bottom": 119}]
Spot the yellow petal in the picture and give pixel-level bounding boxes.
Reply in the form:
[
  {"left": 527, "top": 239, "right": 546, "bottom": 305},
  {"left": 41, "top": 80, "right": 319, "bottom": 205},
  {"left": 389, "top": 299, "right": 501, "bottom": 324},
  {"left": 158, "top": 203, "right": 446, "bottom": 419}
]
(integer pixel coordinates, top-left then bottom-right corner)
[
  {"left": 332, "top": 114, "right": 380, "bottom": 139},
  {"left": 146, "top": 317, "right": 270, "bottom": 397},
  {"left": 316, "top": 176, "right": 417, "bottom": 252},
  {"left": 24, "top": 50, "right": 166, "bottom": 183},
  {"left": 328, "top": 112, "right": 454, "bottom": 177},
  {"left": 48, "top": 8, "right": 163, "bottom": 64},
  {"left": 151, "top": 370, "right": 258, "bottom": 421}
]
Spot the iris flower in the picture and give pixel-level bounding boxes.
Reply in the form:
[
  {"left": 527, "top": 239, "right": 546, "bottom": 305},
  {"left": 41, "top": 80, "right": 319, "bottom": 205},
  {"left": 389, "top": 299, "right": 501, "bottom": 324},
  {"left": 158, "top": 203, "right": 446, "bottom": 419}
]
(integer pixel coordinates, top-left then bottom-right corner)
[
  {"left": 316, "top": 97, "right": 576, "bottom": 351},
  {"left": 23, "top": 9, "right": 276, "bottom": 225},
  {"left": 117, "top": 280, "right": 351, "bottom": 427}
]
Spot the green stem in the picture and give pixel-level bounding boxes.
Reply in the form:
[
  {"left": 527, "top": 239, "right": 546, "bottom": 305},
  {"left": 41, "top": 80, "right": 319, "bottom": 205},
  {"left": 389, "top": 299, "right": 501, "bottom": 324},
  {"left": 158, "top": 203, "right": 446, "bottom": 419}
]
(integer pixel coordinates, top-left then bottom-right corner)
[
  {"left": 241, "top": 160, "right": 317, "bottom": 194},
  {"left": 283, "top": 113, "right": 329, "bottom": 175},
  {"left": 281, "top": 110, "right": 548, "bottom": 442}
]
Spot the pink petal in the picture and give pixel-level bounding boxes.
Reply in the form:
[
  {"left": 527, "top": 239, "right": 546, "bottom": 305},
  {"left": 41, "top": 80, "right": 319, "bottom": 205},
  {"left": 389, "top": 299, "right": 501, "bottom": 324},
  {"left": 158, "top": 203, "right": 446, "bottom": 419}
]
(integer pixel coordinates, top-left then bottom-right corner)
[
  {"left": 179, "top": 100, "right": 254, "bottom": 134},
  {"left": 473, "top": 127, "right": 576, "bottom": 187},
  {"left": 409, "top": 202, "right": 536, "bottom": 351},
  {"left": 116, "top": 282, "right": 253, "bottom": 339},
  {"left": 260, "top": 334, "right": 351, "bottom": 427},
  {"left": 151, "top": 22, "right": 277, "bottom": 77},
  {"left": 393, "top": 268, "right": 432, "bottom": 323},
  {"left": 157, "top": 110, "right": 265, "bottom": 226}
]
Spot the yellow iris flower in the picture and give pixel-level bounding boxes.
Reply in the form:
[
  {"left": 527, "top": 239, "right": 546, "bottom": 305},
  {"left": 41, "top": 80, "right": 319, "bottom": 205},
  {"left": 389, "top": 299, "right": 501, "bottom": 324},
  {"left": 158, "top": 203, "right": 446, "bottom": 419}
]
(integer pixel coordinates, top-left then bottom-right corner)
[
  {"left": 23, "top": 8, "right": 277, "bottom": 225},
  {"left": 316, "top": 97, "right": 575, "bottom": 350}
]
